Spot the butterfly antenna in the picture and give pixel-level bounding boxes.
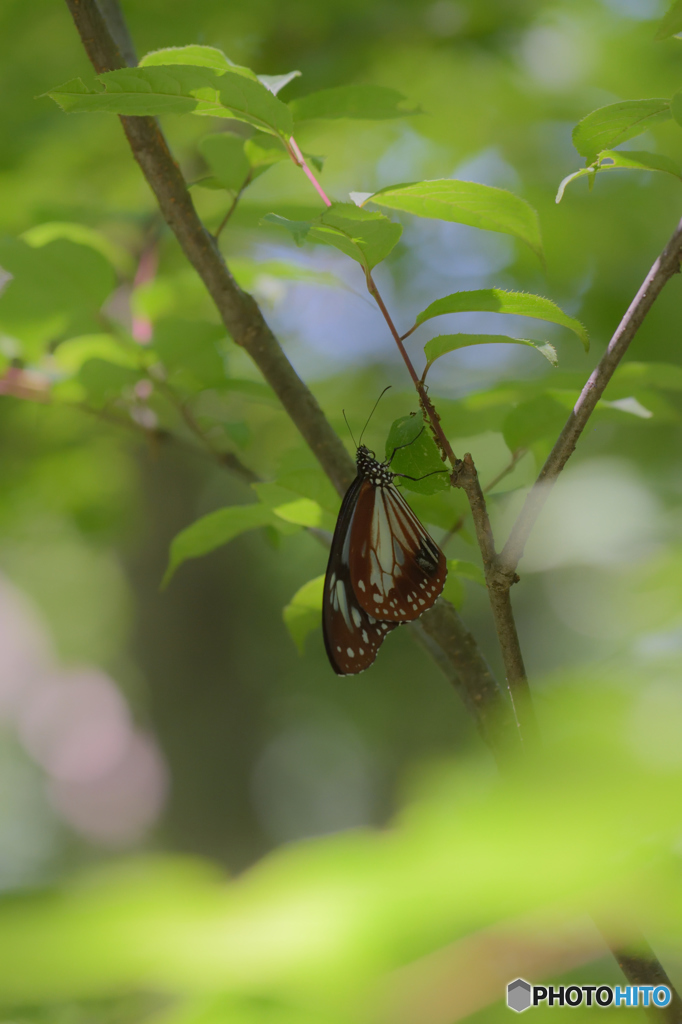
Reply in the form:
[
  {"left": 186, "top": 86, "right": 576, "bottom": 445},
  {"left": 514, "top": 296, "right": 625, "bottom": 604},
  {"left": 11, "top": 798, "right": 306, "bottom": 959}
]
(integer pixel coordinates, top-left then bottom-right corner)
[
  {"left": 359, "top": 386, "right": 391, "bottom": 446},
  {"left": 342, "top": 409, "right": 358, "bottom": 448}
]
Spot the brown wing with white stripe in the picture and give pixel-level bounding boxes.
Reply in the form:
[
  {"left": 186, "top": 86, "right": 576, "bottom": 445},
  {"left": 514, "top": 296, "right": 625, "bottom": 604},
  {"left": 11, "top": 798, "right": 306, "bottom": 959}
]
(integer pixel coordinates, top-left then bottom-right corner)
[
  {"left": 349, "top": 481, "right": 447, "bottom": 622},
  {"left": 322, "top": 477, "right": 398, "bottom": 676}
]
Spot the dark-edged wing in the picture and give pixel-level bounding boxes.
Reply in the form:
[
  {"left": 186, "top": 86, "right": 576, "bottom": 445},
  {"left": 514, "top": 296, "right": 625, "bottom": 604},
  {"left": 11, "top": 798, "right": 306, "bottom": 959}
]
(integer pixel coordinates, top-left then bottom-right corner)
[
  {"left": 348, "top": 480, "right": 447, "bottom": 622},
  {"left": 323, "top": 476, "right": 397, "bottom": 676}
]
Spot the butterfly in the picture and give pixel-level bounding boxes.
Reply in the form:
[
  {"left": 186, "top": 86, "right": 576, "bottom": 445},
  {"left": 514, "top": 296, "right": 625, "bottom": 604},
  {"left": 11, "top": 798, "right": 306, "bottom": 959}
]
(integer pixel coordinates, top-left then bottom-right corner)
[{"left": 323, "top": 439, "right": 448, "bottom": 675}]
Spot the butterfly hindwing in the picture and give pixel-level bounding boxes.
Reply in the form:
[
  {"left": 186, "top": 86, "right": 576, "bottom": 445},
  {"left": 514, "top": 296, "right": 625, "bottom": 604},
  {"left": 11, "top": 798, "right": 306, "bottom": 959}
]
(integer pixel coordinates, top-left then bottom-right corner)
[
  {"left": 349, "top": 480, "right": 447, "bottom": 622},
  {"left": 323, "top": 477, "right": 398, "bottom": 675}
]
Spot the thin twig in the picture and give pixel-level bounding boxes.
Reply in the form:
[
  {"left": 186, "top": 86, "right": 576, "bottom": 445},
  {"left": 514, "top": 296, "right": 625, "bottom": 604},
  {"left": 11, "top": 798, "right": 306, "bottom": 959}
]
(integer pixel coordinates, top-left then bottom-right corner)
[
  {"left": 286, "top": 137, "right": 332, "bottom": 206},
  {"left": 484, "top": 448, "right": 527, "bottom": 494},
  {"left": 214, "top": 174, "right": 252, "bottom": 240},
  {"left": 500, "top": 217, "right": 682, "bottom": 576}
]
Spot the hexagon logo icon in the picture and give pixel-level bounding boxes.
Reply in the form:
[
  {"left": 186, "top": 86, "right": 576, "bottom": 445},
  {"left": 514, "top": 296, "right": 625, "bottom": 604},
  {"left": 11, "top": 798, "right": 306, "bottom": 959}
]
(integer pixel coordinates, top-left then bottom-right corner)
[{"left": 507, "top": 978, "right": 532, "bottom": 1012}]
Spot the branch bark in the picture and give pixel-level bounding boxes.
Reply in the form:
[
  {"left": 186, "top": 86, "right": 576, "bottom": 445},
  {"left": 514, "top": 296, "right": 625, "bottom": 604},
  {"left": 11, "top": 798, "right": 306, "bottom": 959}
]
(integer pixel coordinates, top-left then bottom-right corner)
[{"left": 500, "top": 216, "right": 682, "bottom": 575}]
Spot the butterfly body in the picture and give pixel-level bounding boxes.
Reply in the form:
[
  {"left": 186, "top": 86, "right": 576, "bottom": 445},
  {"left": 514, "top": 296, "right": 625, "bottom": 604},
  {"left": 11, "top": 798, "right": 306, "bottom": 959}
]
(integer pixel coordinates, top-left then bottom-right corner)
[{"left": 323, "top": 444, "right": 447, "bottom": 675}]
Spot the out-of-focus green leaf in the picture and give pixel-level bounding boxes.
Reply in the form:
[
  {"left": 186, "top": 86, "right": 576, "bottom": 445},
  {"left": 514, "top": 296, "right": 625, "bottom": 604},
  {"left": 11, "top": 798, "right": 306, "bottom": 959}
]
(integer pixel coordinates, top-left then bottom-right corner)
[
  {"left": 163, "top": 503, "right": 278, "bottom": 586},
  {"left": 283, "top": 575, "right": 324, "bottom": 653},
  {"left": 654, "top": 0, "right": 682, "bottom": 40},
  {"left": 275, "top": 467, "right": 340, "bottom": 514},
  {"left": 230, "top": 257, "right": 339, "bottom": 291},
  {"left": 139, "top": 45, "right": 257, "bottom": 79},
  {"left": 0, "top": 237, "right": 116, "bottom": 351},
  {"left": 77, "top": 359, "right": 142, "bottom": 406},
  {"left": 448, "top": 559, "right": 485, "bottom": 586},
  {"left": 502, "top": 394, "right": 568, "bottom": 453},
  {"left": 385, "top": 415, "right": 450, "bottom": 494},
  {"left": 572, "top": 99, "right": 671, "bottom": 164},
  {"left": 152, "top": 319, "right": 229, "bottom": 391},
  {"left": 273, "top": 498, "right": 323, "bottom": 527},
  {"left": 263, "top": 204, "right": 402, "bottom": 272},
  {"left": 441, "top": 573, "right": 464, "bottom": 608},
  {"left": 53, "top": 334, "right": 140, "bottom": 374},
  {"left": 21, "top": 222, "right": 134, "bottom": 276},
  {"left": 423, "top": 333, "right": 557, "bottom": 372},
  {"left": 415, "top": 289, "right": 589, "bottom": 352},
  {"left": 610, "top": 360, "right": 682, "bottom": 391},
  {"left": 556, "top": 149, "right": 682, "bottom": 202},
  {"left": 198, "top": 134, "right": 251, "bottom": 192},
  {"left": 47, "top": 67, "right": 294, "bottom": 137},
  {"left": 289, "top": 85, "right": 418, "bottom": 122},
  {"left": 365, "top": 179, "right": 543, "bottom": 260}
]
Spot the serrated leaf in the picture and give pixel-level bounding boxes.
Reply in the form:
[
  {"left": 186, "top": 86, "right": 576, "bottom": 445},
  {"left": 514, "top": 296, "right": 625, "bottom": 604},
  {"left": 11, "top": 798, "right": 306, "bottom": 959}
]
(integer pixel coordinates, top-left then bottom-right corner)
[
  {"left": 290, "top": 84, "right": 419, "bottom": 122},
  {"left": 556, "top": 150, "right": 682, "bottom": 202},
  {"left": 198, "top": 134, "right": 250, "bottom": 192},
  {"left": 365, "top": 179, "right": 543, "bottom": 261},
  {"left": 283, "top": 575, "right": 325, "bottom": 653},
  {"left": 415, "top": 289, "right": 588, "bottom": 352},
  {"left": 385, "top": 415, "right": 450, "bottom": 495},
  {"left": 424, "top": 334, "right": 557, "bottom": 372},
  {"left": 139, "top": 45, "right": 257, "bottom": 79},
  {"left": 572, "top": 100, "right": 671, "bottom": 165},
  {"left": 163, "top": 504, "right": 277, "bottom": 587},
  {"left": 502, "top": 394, "right": 568, "bottom": 453},
  {"left": 47, "top": 66, "right": 293, "bottom": 137},
  {"left": 654, "top": 0, "right": 682, "bottom": 40},
  {"left": 448, "top": 559, "right": 485, "bottom": 586},
  {"left": 263, "top": 204, "right": 401, "bottom": 272},
  {"left": 259, "top": 71, "right": 301, "bottom": 95}
]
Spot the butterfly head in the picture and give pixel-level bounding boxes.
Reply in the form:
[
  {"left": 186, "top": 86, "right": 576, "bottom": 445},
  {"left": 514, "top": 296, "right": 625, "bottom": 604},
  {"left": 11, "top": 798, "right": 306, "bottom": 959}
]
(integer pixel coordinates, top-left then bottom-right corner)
[{"left": 356, "top": 444, "right": 394, "bottom": 486}]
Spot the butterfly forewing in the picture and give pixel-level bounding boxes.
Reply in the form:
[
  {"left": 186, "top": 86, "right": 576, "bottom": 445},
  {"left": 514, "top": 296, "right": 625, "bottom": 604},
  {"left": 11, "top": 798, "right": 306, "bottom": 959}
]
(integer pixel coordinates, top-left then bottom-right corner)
[
  {"left": 323, "top": 477, "right": 398, "bottom": 675},
  {"left": 349, "top": 478, "right": 447, "bottom": 622}
]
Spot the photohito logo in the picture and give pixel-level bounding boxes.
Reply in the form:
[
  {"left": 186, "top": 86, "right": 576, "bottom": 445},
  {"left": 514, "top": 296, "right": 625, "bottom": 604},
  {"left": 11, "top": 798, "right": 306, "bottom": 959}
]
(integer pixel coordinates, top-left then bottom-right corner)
[{"left": 506, "top": 978, "right": 672, "bottom": 1011}]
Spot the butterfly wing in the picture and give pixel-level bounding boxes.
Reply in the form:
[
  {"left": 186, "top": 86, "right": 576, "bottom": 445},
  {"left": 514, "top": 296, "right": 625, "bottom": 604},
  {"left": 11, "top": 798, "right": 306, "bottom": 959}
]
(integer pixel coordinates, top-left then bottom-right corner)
[
  {"left": 349, "top": 481, "right": 447, "bottom": 621},
  {"left": 323, "top": 476, "right": 397, "bottom": 675}
]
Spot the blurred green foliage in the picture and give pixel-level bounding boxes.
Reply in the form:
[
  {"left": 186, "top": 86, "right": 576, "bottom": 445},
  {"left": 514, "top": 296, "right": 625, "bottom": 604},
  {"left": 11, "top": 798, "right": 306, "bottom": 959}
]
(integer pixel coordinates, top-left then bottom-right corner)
[{"left": 3, "top": 0, "right": 682, "bottom": 1019}]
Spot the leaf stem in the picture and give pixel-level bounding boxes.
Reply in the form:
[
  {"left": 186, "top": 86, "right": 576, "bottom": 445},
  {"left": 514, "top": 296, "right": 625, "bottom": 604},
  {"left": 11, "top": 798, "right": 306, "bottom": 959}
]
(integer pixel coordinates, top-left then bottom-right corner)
[
  {"left": 286, "top": 136, "right": 332, "bottom": 207},
  {"left": 214, "top": 173, "right": 253, "bottom": 240}
]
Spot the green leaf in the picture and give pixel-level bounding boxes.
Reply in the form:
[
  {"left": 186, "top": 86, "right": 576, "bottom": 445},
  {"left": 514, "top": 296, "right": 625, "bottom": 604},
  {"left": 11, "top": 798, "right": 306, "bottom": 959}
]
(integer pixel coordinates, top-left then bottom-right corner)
[
  {"left": 654, "top": 0, "right": 682, "bottom": 40},
  {"left": 364, "top": 179, "right": 543, "bottom": 261},
  {"left": 611, "top": 361, "right": 682, "bottom": 392},
  {"left": 163, "top": 504, "right": 277, "bottom": 587},
  {"left": 282, "top": 573, "right": 323, "bottom": 651},
  {"left": 385, "top": 415, "right": 450, "bottom": 495},
  {"left": 0, "top": 237, "right": 116, "bottom": 344},
  {"left": 262, "top": 204, "right": 402, "bottom": 272},
  {"left": 198, "top": 134, "right": 251, "bottom": 192},
  {"left": 502, "top": 394, "right": 568, "bottom": 453},
  {"left": 572, "top": 100, "right": 671, "bottom": 165},
  {"left": 21, "top": 221, "right": 134, "bottom": 276},
  {"left": 229, "top": 257, "right": 339, "bottom": 291},
  {"left": 424, "top": 333, "right": 557, "bottom": 372},
  {"left": 77, "top": 358, "right": 142, "bottom": 406},
  {"left": 139, "top": 45, "right": 257, "bottom": 79},
  {"left": 415, "top": 289, "right": 588, "bottom": 352},
  {"left": 283, "top": 575, "right": 325, "bottom": 654},
  {"left": 152, "top": 319, "right": 229, "bottom": 391},
  {"left": 289, "top": 84, "right": 419, "bottom": 122},
  {"left": 448, "top": 559, "right": 485, "bottom": 586},
  {"left": 441, "top": 574, "right": 464, "bottom": 608},
  {"left": 259, "top": 70, "right": 301, "bottom": 96},
  {"left": 53, "top": 334, "right": 140, "bottom": 374},
  {"left": 48, "top": 66, "right": 294, "bottom": 137},
  {"left": 556, "top": 150, "right": 682, "bottom": 202},
  {"left": 272, "top": 498, "right": 323, "bottom": 527}
]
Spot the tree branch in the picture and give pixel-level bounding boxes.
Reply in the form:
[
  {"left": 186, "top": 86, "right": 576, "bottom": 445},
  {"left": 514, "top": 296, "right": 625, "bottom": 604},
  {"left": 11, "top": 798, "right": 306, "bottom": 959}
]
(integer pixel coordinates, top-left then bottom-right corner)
[
  {"left": 500, "top": 216, "right": 682, "bottom": 575},
  {"left": 66, "top": 0, "right": 355, "bottom": 499}
]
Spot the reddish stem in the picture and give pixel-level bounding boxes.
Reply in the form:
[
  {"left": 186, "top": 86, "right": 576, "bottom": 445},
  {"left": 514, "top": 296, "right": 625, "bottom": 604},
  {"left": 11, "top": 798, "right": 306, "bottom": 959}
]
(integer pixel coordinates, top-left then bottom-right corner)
[{"left": 287, "top": 137, "right": 332, "bottom": 207}]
